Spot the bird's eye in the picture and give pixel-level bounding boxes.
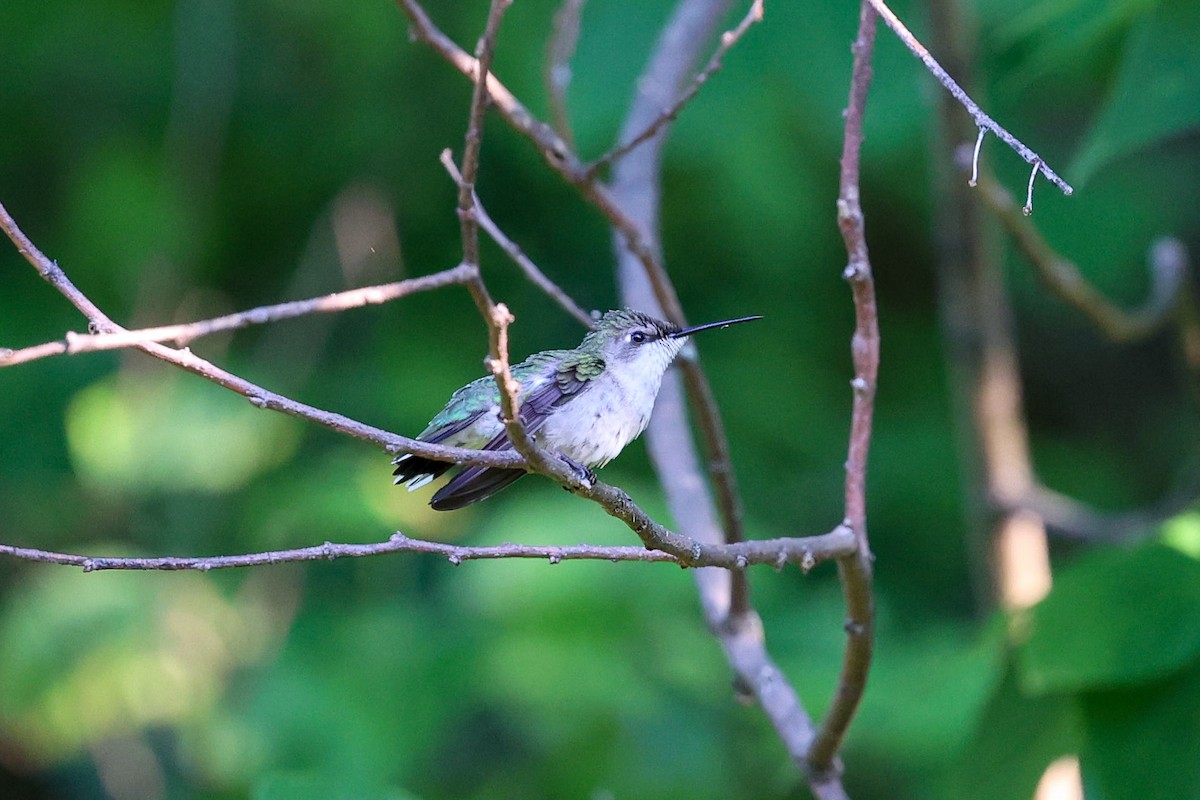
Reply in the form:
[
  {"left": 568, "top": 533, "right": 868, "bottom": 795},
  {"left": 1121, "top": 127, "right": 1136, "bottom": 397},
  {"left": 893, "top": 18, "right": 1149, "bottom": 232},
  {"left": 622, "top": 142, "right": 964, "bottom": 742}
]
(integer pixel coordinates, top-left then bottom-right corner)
[{"left": 630, "top": 331, "right": 648, "bottom": 344}]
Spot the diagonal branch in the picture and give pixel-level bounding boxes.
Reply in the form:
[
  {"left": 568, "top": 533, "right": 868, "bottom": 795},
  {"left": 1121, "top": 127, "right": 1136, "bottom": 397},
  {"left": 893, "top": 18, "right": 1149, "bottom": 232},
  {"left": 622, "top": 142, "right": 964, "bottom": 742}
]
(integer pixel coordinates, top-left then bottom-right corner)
[
  {"left": 864, "top": 0, "right": 1073, "bottom": 203},
  {"left": 584, "top": 0, "right": 765, "bottom": 179},
  {"left": 440, "top": 152, "right": 595, "bottom": 328},
  {"left": 0, "top": 200, "right": 521, "bottom": 471}
]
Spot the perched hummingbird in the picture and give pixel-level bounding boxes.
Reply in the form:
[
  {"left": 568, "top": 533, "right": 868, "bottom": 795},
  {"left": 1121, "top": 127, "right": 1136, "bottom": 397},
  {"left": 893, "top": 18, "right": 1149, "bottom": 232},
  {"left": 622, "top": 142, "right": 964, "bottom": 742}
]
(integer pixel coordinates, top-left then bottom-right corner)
[{"left": 392, "top": 308, "right": 761, "bottom": 510}]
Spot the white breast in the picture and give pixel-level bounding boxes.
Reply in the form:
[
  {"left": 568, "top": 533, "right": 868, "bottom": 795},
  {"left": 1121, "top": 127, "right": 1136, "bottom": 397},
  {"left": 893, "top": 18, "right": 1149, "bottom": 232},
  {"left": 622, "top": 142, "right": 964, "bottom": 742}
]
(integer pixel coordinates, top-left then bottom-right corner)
[{"left": 539, "top": 370, "right": 664, "bottom": 467}]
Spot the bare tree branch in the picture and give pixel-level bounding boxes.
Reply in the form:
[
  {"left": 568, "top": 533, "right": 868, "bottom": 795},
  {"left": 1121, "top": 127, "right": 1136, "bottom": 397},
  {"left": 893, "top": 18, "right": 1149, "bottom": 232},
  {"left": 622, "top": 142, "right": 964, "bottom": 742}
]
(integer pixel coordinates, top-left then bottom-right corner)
[
  {"left": 805, "top": 0, "right": 880, "bottom": 783},
  {"left": 440, "top": 152, "right": 595, "bottom": 328},
  {"left": 0, "top": 526, "right": 857, "bottom": 572},
  {"left": 585, "top": 0, "right": 765, "bottom": 179},
  {"left": 865, "top": 0, "right": 1073, "bottom": 202},
  {"left": 451, "top": 0, "right": 511, "bottom": 321},
  {"left": 594, "top": 0, "right": 858, "bottom": 795},
  {"left": 1, "top": 195, "right": 860, "bottom": 572},
  {"left": 977, "top": 172, "right": 1189, "bottom": 342},
  {"left": 0, "top": 265, "right": 476, "bottom": 367},
  {"left": 0, "top": 199, "right": 523, "bottom": 471},
  {"left": 396, "top": 0, "right": 685, "bottom": 326}
]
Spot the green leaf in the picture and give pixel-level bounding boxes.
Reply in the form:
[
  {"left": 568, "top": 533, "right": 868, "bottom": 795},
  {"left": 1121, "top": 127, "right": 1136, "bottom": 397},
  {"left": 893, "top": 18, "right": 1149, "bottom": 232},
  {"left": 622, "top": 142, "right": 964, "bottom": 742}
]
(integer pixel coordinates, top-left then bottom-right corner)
[
  {"left": 849, "top": 616, "right": 1009, "bottom": 768},
  {"left": 1019, "top": 543, "right": 1200, "bottom": 693},
  {"left": 1071, "top": 0, "right": 1200, "bottom": 182},
  {"left": 939, "top": 655, "right": 1080, "bottom": 800},
  {"left": 1080, "top": 658, "right": 1200, "bottom": 800}
]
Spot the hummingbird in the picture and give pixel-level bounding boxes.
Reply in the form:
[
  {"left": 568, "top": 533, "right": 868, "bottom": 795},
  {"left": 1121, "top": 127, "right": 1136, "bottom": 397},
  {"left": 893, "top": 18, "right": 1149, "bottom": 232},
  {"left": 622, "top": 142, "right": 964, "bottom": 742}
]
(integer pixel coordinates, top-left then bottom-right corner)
[{"left": 392, "top": 308, "right": 761, "bottom": 510}]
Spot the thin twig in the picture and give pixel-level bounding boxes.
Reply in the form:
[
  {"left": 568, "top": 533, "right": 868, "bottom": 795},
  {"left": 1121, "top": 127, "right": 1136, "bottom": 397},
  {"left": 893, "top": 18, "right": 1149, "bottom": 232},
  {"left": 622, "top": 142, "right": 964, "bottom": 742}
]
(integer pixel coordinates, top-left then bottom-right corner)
[
  {"left": 0, "top": 340, "right": 70, "bottom": 368},
  {"left": 0, "top": 265, "right": 476, "bottom": 367},
  {"left": 486, "top": 302, "right": 523, "bottom": 424},
  {"left": 399, "top": 1, "right": 761, "bottom": 578},
  {"left": 488, "top": 301, "right": 598, "bottom": 494},
  {"left": 0, "top": 199, "right": 521, "bottom": 470},
  {"left": 978, "top": 173, "right": 1188, "bottom": 342},
  {"left": 864, "top": 0, "right": 1073, "bottom": 199},
  {"left": 440, "top": 152, "right": 595, "bottom": 328},
  {"left": 585, "top": 0, "right": 765, "bottom": 179},
  {"left": 544, "top": 0, "right": 587, "bottom": 148},
  {"left": 968, "top": 127, "right": 984, "bottom": 187},
  {"left": 454, "top": 0, "right": 512, "bottom": 318},
  {"left": 0, "top": 526, "right": 856, "bottom": 572},
  {"left": 397, "top": 0, "right": 686, "bottom": 324},
  {"left": 806, "top": 0, "right": 879, "bottom": 783},
  {"left": 398, "top": 4, "right": 752, "bottom": 552}
]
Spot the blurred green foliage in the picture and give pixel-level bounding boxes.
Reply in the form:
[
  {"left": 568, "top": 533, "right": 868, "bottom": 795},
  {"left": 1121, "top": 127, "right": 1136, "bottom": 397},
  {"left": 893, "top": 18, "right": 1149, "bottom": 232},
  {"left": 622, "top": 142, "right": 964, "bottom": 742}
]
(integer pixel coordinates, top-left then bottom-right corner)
[{"left": 1, "top": 0, "right": 1198, "bottom": 797}]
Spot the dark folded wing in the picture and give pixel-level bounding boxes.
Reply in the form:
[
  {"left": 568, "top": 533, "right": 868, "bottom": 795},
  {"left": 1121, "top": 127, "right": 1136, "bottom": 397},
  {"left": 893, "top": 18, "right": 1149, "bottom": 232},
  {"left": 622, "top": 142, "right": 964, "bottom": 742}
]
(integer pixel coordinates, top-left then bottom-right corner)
[{"left": 427, "top": 352, "right": 601, "bottom": 509}]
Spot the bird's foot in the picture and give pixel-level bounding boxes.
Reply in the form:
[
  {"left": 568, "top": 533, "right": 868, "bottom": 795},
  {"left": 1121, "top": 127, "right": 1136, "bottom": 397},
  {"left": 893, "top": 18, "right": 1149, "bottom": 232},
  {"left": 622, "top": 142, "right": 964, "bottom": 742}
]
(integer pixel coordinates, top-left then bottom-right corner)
[{"left": 556, "top": 454, "right": 596, "bottom": 489}]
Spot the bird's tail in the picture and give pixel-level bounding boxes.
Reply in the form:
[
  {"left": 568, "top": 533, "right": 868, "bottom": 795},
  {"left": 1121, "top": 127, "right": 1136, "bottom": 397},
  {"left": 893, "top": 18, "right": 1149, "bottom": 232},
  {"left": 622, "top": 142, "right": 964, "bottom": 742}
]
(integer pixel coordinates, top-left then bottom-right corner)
[{"left": 391, "top": 453, "right": 454, "bottom": 492}]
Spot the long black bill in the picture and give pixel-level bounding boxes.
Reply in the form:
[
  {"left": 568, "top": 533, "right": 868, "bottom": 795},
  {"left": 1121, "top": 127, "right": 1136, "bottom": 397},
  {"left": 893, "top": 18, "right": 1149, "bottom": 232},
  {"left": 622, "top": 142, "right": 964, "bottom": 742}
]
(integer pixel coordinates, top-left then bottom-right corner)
[{"left": 670, "top": 315, "right": 763, "bottom": 339}]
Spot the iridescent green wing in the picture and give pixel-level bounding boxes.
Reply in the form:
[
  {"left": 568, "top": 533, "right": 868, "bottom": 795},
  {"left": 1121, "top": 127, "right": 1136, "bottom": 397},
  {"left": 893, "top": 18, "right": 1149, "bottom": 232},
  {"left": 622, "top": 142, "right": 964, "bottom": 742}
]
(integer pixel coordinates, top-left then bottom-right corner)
[
  {"left": 391, "top": 371, "right": 502, "bottom": 488},
  {"left": 429, "top": 349, "right": 604, "bottom": 510}
]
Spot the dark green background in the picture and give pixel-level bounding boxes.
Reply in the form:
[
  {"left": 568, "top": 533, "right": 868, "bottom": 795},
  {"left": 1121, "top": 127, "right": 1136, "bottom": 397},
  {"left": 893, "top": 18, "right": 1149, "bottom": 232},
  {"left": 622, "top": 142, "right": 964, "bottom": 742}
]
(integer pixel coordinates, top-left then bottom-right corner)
[{"left": 2, "top": 0, "right": 1198, "bottom": 797}]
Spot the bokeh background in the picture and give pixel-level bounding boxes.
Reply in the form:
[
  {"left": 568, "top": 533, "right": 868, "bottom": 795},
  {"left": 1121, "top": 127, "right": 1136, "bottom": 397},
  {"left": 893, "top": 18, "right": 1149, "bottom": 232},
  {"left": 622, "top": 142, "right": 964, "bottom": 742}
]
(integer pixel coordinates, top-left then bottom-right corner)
[{"left": 2, "top": 0, "right": 1198, "bottom": 797}]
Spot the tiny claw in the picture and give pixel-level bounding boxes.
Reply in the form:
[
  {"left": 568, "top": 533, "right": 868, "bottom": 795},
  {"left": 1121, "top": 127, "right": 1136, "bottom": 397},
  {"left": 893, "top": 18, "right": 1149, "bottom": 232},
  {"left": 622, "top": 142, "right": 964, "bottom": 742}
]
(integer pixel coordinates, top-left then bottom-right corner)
[{"left": 557, "top": 454, "right": 596, "bottom": 488}]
